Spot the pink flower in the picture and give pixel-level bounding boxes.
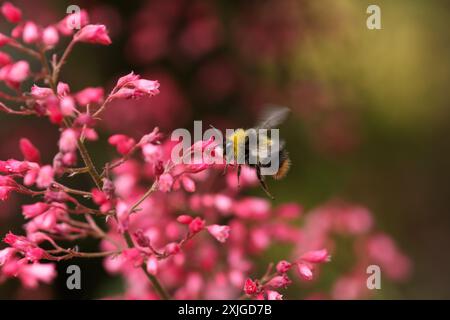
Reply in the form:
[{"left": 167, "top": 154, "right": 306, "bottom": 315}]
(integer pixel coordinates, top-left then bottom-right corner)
[
  {"left": 18, "top": 262, "right": 57, "bottom": 288},
  {"left": 3, "top": 232, "right": 35, "bottom": 252},
  {"left": 91, "top": 189, "right": 112, "bottom": 213},
  {"left": 75, "top": 87, "right": 104, "bottom": 106},
  {"left": 0, "top": 33, "right": 11, "bottom": 46},
  {"left": 233, "top": 198, "right": 270, "bottom": 220},
  {"left": 57, "top": 10, "right": 89, "bottom": 35},
  {"left": 22, "top": 202, "right": 49, "bottom": 219},
  {"left": 244, "top": 278, "right": 258, "bottom": 295},
  {"left": 42, "top": 26, "right": 59, "bottom": 47},
  {"left": 22, "top": 21, "right": 40, "bottom": 44},
  {"left": 146, "top": 256, "right": 158, "bottom": 276},
  {"left": 59, "top": 129, "right": 78, "bottom": 153},
  {"left": 181, "top": 176, "right": 196, "bottom": 193},
  {"left": 30, "top": 85, "right": 53, "bottom": 100},
  {"left": 108, "top": 134, "right": 136, "bottom": 155},
  {"left": 207, "top": 225, "right": 230, "bottom": 243},
  {"left": 0, "top": 51, "right": 11, "bottom": 67},
  {"left": 0, "top": 247, "right": 15, "bottom": 266},
  {"left": 266, "top": 290, "right": 283, "bottom": 300},
  {"left": 57, "top": 82, "right": 70, "bottom": 96},
  {"left": 60, "top": 96, "right": 76, "bottom": 116},
  {"left": 177, "top": 215, "right": 193, "bottom": 225},
  {"left": 266, "top": 274, "right": 291, "bottom": 288},
  {"left": 130, "top": 79, "right": 160, "bottom": 96},
  {"left": 116, "top": 71, "right": 140, "bottom": 88},
  {"left": 1, "top": 2, "right": 22, "bottom": 23},
  {"left": 112, "top": 79, "right": 160, "bottom": 100},
  {"left": 297, "top": 262, "right": 313, "bottom": 281},
  {"left": 141, "top": 143, "right": 162, "bottom": 164},
  {"left": 158, "top": 173, "right": 173, "bottom": 192},
  {"left": 36, "top": 165, "right": 54, "bottom": 188},
  {"left": 19, "top": 138, "right": 40, "bottom": 163},
  {"left": 116, "top": 201, "right": 130, "bottom": 232},
  {"left": 276, "top": 260, "right": 292, "bottom": 273},
  {"left": 74, "top": 24, "right": 111, "bottom": 45},
  {"left": 165, "top": 242, "right": 180, "bottom": 255},
  {"left": 1, "top": 60, "right": 29, "bottom": 84},
  {"left": 189, "top": 217, "right": 205, "bottom": 234},
  {"left": 276, "top": 203, "right": 302, "bottom": 219},
  {"left": 25, "top": 247, "right": 45, "bottom": 262},
  {"left": 300, "top": 249, "right": 330, "bottom": 263}
]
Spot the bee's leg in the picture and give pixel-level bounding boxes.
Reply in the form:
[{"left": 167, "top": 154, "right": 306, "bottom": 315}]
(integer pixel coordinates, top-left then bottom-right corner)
[
  {"left": 256, "top": 166, "right": 274, "bottom": 199},
  {"left": 237, "top": 165, "right": 241, "bottom": 187},
  {"left": 222, "top": 163, "right": 229, "bottom": 175}
]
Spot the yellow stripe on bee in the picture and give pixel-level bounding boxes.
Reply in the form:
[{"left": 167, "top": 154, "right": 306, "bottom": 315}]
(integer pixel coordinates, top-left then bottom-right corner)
[{"left": 227, "top": 129, "right": 246, "bottom": 159}]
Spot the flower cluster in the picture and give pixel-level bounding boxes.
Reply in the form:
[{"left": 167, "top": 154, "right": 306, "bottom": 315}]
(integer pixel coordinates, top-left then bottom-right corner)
[{"left": 0, "top": 4, "right": 410, "bottom": 299}]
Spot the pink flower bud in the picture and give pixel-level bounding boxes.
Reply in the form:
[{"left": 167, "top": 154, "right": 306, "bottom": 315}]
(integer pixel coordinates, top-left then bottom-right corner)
[
  {"left": 22, "top": 202, "right": 49, "bottom": 219},
  {"left": 266, "top": 290, "right": 283, "bottom": 300},
  {"left": 57, "top": 10, "right": 89, "bottom": 35},
  {"left": 75, "top": 87, "right": 104, "bottom": 106},
  {"left": 1, "top": 2, "right": 22, "bottom": 23},
  {"left": 36, "top": 165, "right": 54, "bottom": 189},
  {"left": 74, "top": 24, "right": 111, "bottom": 45},
  {"left": 146, "top": 256, "right": 158, "bottom": 276},
  {"left": 108, "top": 134, "right": 136, "bottom": 155},
  {"left": 116, "top": 201, "right": 130, "bottom": 233},
  {"left": 116, "top": 71, "right": 140, "bottom": 88},
  {"left": 57, "top": 82, "right": 70, "bottom": 96},
  {"left": 300, "top": 249, "right": 330, "bottom": 263},
  {"left": 188, "top": 217, "right": 205, "bottom": 234},
  {"left": 276, "top": 260, "right": 292, "bottom": 274},
  {"left": 297, "top": 262, "right": 313, "bottom": 281},
  {"left": 25, "top": 247, "right": 45, "bottom": 262},
  {"left": 177, "top": 215, "right": 193, "bottom": 225},
  {"left": 19, "top": 138, "right": 40, "bottom": 163},
  {"left": 0, "top": 247, "right": 15, "bottom": 266},
  {"left": 60, "top": 96, "right": 76, "bottom": 116},
  {"left": 244, "top": 278, "right": 258, "bottom": 295},
  {"left": 0, "top": 51, "right": 11, "bottom": 67},
  {"left": 22, "top": 21, "right": 40, "bottom": 44},
  {"left": 5, "top": 60, "right": 29, "bottom": 83},
  {"left": 206, "top": 224, "right": 230, "bottom": 243},
  {"left": 181, "top": 176, "right": 196, "bottom": 193},
  {"left": 158, "top": 173, "right": 173, "bottom": 192},
  {"left": 266, "top": 274, "right": 291, "bottom": 288},
  {"left": 42, "top": 26, "right": 59, "bottom": 47},
  {"left": 0, "top": 33, "right": 10, "bottom": 46},
  {"left": 165, "top": 242, "right": 180, "bottom": 255},
  {"left": 129, "top": 79, "right": 160, "bottom": 96},
  {"left": 30, "top": 85, "right": 53, "bottom": 100},
  {"left": 59, "top": 129, "right": 78, "bottom": 153},
  {"left": 133, "top": 229, "right": 150, "bottom": 247}
]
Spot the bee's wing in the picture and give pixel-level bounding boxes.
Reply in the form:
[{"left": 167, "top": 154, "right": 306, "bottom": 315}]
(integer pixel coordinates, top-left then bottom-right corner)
[{"left": 256, "top": 105, "right": 290, "bottom": 129}]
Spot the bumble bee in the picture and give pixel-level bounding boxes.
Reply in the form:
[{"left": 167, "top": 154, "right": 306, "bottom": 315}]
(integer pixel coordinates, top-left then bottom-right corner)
[{"left": 223, "top": 106, "right": 291, "bottom": 199}]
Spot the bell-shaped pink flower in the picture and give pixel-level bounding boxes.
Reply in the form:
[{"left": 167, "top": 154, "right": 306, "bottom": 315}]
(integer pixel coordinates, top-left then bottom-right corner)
[
  {"left": 1, "top": 2, "right": 22, "bottom": 23},
  {"left": 74, "top": 24, "right": 111, "bottom": 45},
  {"left": 22, "top": 21, "right": 40, "bottom": 44},
  {"left": 30, "top": 85, "right": 53, "bottom": 100},
  {"left": 300, "top": 249, "right": 330, "bottom": 263},
  {"left": 297, "top": 262, "right": 313, "bottom": 281},
  {"left": 19, "top": 138, "right": 40, "bottom": 163},
  {"left": 22, "top": 202, "right": 49, "bottom": 219},
  {"left": 42, "top": 26, "right": 59, "bottom": 47},
  {"left": 206, "top": 224, "right": 230, "bottom": 243}
]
